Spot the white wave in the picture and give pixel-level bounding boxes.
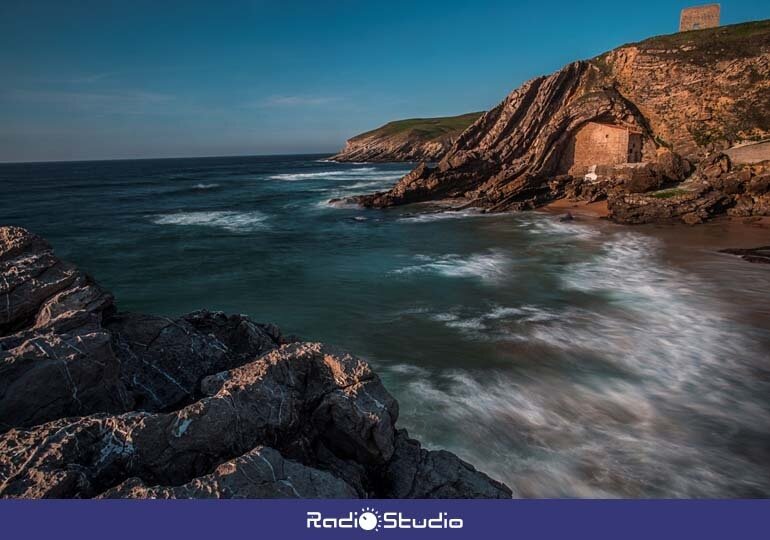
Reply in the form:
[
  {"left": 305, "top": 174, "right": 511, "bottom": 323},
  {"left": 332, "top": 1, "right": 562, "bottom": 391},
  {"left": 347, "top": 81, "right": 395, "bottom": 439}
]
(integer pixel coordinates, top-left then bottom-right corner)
[
  {"left": 529, "top": 232, "right": 755, "bottom": 387},
  {"left": 268, "top": 168, "right": 385, "bottom": 181},
  {"left": 392, "top": 251, "right": 511, "bottom": 284},
  {"left": 153, "top": 210, "right": 268, "bottom": 232},
  {"left": 192, "top": 183, "right": 220, "bottom": 190},
  {"left": 385, "top": 228, "right": 770, "bottom": 498},
  {"left": 388, "top": 362, "right": 768, "bottom": 498},
  {"left": 344, "top": 180, "right": 396, "bottom": 190},
  {"left": 519, "top": 214, "right": 601, "bottom": 240},
  {"left": 313, "top": 198, "right": 359, "bottom": 210},
  {"left": 399, "top": 209, "right": 496, "bottom": 223},
  {"left": 413, "top": 304, "right": 557, "bottom": 341}
]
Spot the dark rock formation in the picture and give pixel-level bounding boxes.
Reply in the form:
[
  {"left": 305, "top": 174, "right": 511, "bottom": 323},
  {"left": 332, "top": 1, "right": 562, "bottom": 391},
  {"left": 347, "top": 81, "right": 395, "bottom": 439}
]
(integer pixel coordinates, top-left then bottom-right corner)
[
  {"left": 354, "top": 20, "right": 770, "bottom": 224},
  {"left": 720, "top": 246, "right": 770, "bottom": 264},
  {"left": 0, "top": 226, "right": 511, "bottom": 499},
  {"left": 98, "top": 446, "right": 359, "bottom": 499},
  {"left": 331, "top": 112, "right": 483, "bottom": 163}
]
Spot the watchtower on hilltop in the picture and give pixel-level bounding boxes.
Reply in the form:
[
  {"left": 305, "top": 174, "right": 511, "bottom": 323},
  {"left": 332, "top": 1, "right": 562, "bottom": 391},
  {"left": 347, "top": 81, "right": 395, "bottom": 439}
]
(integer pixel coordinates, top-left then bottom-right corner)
[{"left": 680, "top": 4, "right": 720, "bottom": 32}]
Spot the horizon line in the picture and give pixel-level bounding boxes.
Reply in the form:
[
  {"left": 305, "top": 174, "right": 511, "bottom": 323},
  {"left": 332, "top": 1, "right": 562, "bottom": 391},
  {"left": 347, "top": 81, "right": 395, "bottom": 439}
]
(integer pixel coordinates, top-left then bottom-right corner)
[{"left": 0, "top": 151, "right": 338, "bottom": 166}]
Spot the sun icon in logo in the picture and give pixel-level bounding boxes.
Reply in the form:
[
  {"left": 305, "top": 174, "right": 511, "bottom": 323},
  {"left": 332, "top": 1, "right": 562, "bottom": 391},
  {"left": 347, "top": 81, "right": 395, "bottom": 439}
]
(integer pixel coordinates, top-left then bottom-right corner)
[{"left": 358, "top": 507, "right": 382, "bottom": 532}]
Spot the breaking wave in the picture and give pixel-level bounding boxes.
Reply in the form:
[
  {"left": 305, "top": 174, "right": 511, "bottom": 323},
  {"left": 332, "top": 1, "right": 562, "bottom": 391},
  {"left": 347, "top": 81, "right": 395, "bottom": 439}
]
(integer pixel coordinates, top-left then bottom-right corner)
[
  {"left": 384, "top": 229, "right": 770, "bottom": 498},
  {"left": 392, "top": 251, "right": 511, "bottom": 284},
  {"left": 399, "top": 209, "right": 498, "bottom": 223},
  {"left": 153, "top": 210, "right": 269, "bottom": 232},
  {"left": 268, "top": 167, "right": 404, "bottom": 181}
]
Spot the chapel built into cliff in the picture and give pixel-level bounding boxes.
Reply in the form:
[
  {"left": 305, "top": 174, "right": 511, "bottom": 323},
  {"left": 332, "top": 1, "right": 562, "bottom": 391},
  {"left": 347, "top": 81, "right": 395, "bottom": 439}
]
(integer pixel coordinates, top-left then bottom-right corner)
[
  {"left": 679, "top": 4, "right": 720, "bottom": 32},
  {"left": 559, "top": 122, "right": 643, "bottom": 176}
]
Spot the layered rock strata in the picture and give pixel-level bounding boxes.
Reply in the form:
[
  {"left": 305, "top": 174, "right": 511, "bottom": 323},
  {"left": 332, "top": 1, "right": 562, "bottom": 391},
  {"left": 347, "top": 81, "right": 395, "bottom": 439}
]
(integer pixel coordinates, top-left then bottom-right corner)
[{"left": 354, "top": 21, "right": 770, "bottom": 224}]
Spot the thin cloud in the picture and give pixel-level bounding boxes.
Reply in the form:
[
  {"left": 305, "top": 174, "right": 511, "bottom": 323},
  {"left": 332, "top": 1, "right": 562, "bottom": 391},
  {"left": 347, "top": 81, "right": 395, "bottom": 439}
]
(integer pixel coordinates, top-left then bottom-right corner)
[
  {"left": 68, "top": 72, "right": 113, "bottom": 84},
  {"left": 3, "top": 89, "right": 174, "bottom": 114},
  {"left": 256, "top": 95, "right": 339, "bottom": 107}
]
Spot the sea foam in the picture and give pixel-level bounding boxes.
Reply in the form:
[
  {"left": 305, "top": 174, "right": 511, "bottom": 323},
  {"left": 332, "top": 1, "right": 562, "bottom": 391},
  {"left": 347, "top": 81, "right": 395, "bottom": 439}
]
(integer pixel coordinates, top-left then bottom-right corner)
[
  {"left": 392, "top": 250, "right": 511, "bottom": 284},
  {"left": 153, "top": 210, "right": 268, "bottom": 232}
]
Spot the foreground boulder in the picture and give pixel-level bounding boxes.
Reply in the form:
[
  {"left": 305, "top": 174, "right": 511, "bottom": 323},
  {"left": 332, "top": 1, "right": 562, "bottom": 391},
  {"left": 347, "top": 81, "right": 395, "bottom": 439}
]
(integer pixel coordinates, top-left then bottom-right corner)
[
  {"left": 99, "top": 446, "right": 359, "bottom": 499},
  {"left": 0, "top": 226, "right": 511, "bottom": 499}
]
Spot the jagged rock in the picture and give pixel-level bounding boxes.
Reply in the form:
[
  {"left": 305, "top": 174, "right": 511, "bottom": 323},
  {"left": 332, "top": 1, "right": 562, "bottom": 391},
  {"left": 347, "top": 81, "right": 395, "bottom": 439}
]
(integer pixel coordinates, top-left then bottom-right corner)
[
  {"left": 0, "top": 226, "right": 288, "bottom": 431},
  {"left": 653, "top": 148, "right": 692, "bottom": 182},
  {"left": 98, "top": 446, "right": 358, "bottom": 499},
  {"left": 106, "top": 310, "right": 284, "bottom": 412},
  {"left": 0, "top": 226, "right": 511, "bottom": 499},
  {"left": 356, "top": 21, "right": 770, "bottom": 222},
  {"left": 383, "top": 430, "right": 512, "bottom": 498},
  {"left": 608, "top": 184, "right": 731, "bottom": 225},
  {"left": 699, "top": 153, "right": 732, "bottom": 179},
  {"left": 0, "top": 343, "right": 506, "bottom": 499},
  {"left": 0, "top": 227, "right": 129, "bottom": 431}
]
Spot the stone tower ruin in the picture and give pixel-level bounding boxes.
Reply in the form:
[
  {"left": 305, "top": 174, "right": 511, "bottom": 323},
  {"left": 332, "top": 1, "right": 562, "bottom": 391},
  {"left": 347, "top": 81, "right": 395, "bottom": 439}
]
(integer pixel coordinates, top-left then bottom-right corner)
[{"left": 679, "top": 4, "right": 720, "bottom": 32}]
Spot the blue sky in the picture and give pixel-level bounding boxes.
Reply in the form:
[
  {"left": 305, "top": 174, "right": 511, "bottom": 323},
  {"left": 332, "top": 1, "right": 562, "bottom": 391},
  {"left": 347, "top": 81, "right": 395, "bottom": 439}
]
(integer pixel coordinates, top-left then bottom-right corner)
[{"left": 1, "top": 0, "right": 767, "bottom": 162}]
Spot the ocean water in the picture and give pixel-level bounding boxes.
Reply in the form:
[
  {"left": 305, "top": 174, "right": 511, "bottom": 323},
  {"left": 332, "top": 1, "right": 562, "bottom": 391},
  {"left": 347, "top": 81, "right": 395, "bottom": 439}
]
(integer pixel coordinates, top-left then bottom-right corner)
[{"left": 2, "top": 154, "right": 769, "bottom": 498}]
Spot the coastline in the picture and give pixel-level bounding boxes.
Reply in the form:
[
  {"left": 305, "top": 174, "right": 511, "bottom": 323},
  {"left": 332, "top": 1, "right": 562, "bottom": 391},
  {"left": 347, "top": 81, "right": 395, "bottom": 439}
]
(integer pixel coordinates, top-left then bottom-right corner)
[{"left": 539, "top": 198, "right": 770, "bottom": 252}]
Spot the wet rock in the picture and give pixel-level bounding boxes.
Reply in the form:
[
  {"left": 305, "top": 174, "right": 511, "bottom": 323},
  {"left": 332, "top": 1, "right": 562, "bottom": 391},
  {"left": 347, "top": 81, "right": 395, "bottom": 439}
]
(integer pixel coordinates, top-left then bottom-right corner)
[
  {"left": 720, "top": 246, "right": 770, "bottom": 264},
  {"left": 0, "top": 226, "right": 511, "bottom": 499},
  {"left": 382, "top": 430, "right": 512, "bottom": 498}
]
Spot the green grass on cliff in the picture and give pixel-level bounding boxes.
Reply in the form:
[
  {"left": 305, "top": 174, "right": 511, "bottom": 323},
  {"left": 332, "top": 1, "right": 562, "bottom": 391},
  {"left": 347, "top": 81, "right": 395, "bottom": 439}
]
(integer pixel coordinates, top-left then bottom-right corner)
[
  {"left": 350, "top": 112, "right": 484, "bottom": 142},
  {"left": 592, "top": 19, "right": 770, "bottom": 71},
  {"left": 606, "top": 19, "right": 770, "bottom": 64}
]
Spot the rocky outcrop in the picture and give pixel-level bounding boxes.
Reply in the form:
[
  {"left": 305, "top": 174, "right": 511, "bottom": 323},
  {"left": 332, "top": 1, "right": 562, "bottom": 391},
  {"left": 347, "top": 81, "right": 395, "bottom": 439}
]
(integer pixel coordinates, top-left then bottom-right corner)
[
  {"left": 0, "top": 226, "right": 511, "bottom": 499},
  {"left": 355, "top": 20, "right": 770, "bottom": 222},
  {"left": 608, "top": 154, "right": 770, "bottom": 224},
  {"left": 331, "top": 112, "right": 483, "bottom": 162}
]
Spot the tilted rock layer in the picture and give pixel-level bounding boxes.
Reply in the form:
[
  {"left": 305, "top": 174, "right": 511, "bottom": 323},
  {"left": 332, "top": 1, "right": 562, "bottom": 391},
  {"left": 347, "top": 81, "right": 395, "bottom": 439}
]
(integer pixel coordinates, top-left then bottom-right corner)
[
  {"left": 0, "top": 226, "right": 511, "bottom": 499},
  {"left": 356, "top": 20, "right": 770, "bottom": 223}
]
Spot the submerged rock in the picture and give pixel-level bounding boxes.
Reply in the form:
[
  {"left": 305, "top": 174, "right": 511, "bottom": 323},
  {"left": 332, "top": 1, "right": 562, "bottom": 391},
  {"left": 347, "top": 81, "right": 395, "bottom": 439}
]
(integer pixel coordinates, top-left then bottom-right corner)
[
  {"left": 0, "top": 226, "right": 511, "bottom": 499},
  {"left": 720, "top": 246, "right": 770, "bottom": 264}
]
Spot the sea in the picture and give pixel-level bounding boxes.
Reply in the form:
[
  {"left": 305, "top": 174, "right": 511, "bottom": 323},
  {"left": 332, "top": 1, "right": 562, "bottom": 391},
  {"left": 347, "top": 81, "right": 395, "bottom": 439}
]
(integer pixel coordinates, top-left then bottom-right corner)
[{"left": 1, "top": 153, "right": 769, "bottom": 497}]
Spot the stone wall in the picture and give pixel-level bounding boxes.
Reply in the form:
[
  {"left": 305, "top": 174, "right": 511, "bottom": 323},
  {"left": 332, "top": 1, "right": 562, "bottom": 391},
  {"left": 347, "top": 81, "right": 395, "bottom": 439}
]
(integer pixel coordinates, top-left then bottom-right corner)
[
  {"left": 679, "top": 4, "right": 720, "bottom": 32},
  {"left": 559, "top": 122, "right": 641, "bottom": 175},
  {"left": 725, "top": 140, "right": 770, "bottom": 164}
]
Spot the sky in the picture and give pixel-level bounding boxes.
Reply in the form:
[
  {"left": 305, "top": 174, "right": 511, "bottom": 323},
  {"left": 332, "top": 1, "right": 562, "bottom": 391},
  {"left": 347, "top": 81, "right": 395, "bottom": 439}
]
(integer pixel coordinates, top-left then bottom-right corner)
[{"left": 1, "top": 0, "right": 768, "bottom": 162}]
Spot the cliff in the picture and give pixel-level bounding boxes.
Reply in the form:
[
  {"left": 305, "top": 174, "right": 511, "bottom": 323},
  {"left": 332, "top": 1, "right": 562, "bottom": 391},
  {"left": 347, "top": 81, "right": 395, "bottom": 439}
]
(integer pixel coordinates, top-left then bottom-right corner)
[
  {"left": 0, "top": 226, "right": 511, "bottom": 499},
  {"left": 355, "top": 20, "right": 770, "bottom": 224},
  {"left": 331, "top": 112, "right": 483, "bottom": 162}
]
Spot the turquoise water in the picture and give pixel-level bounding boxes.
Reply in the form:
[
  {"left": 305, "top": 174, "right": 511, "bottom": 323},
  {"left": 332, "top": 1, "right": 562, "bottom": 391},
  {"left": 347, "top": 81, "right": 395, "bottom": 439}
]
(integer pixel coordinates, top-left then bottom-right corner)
[{"left": 2, "top": 154, "right": 769, "bottom": 497}]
